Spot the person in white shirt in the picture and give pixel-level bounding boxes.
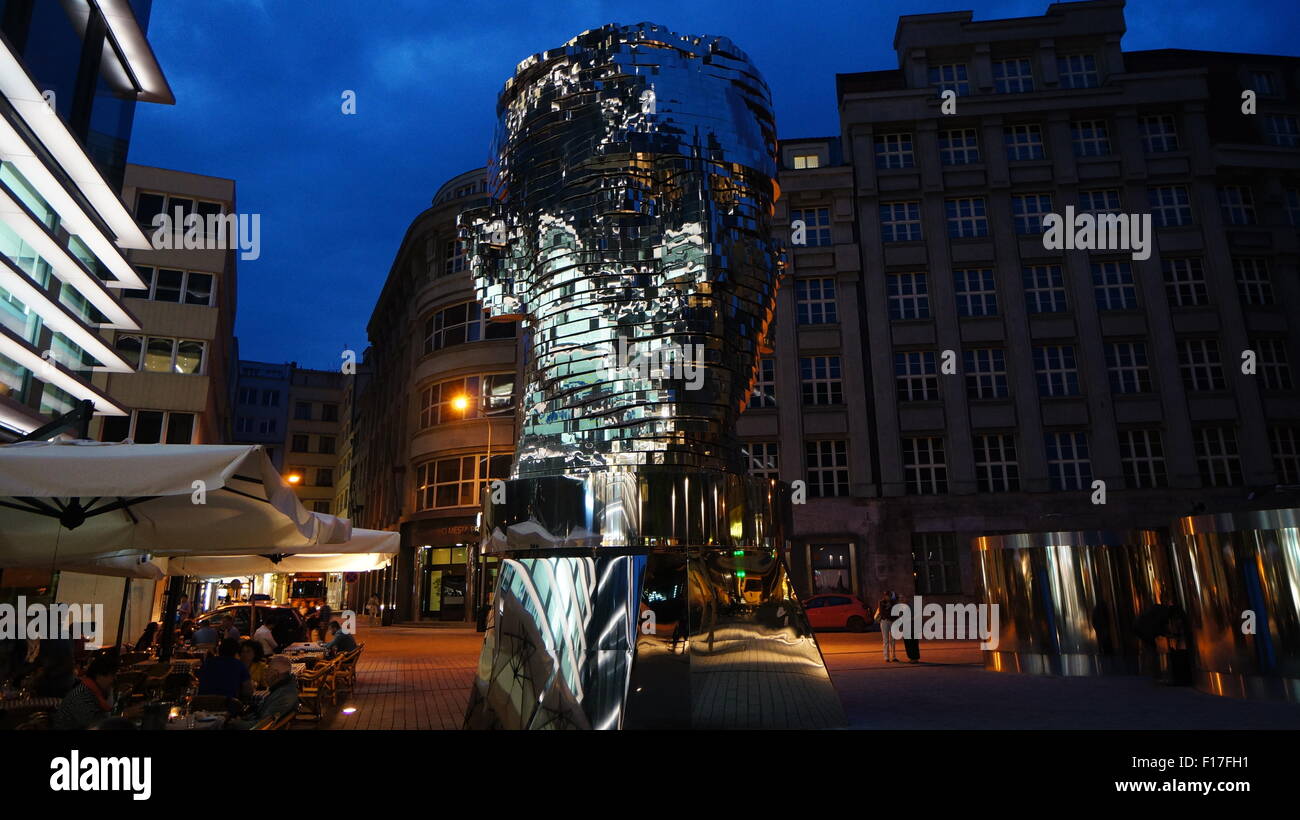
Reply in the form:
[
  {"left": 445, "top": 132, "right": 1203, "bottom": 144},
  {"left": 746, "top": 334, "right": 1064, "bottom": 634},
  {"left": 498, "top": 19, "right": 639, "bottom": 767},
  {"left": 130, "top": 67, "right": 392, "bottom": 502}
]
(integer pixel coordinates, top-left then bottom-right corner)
[{"left": 253, "top": 622, "right": 277, "bottom": 656}]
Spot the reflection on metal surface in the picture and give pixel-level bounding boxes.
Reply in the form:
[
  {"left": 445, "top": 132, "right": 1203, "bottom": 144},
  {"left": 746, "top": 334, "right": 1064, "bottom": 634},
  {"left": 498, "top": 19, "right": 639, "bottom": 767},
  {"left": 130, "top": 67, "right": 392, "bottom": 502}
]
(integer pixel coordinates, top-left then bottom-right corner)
[
  {"left": 974, "top": 531, "right": 1173, "bottom": 676},
  {"left": 1171, "top": 508, "right": 1300, "bottom": 701},
  {"left": 462, "top": 23, "right": 842, "bottom": 729}
]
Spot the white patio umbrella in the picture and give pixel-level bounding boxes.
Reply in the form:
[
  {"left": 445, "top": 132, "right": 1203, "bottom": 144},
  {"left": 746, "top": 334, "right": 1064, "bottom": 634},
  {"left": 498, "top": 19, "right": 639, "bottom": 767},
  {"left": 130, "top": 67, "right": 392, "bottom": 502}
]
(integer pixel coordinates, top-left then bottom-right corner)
[{"left": 0, "top": 440, "right": 351, "bottom": 569}]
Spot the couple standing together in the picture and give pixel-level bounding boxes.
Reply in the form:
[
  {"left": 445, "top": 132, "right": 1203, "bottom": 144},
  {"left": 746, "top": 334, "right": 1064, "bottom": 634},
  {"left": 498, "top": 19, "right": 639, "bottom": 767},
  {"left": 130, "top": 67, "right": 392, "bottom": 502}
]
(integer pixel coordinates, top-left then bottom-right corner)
[{"left": 874, "top": 591, "right": 920, "bottom": 664}]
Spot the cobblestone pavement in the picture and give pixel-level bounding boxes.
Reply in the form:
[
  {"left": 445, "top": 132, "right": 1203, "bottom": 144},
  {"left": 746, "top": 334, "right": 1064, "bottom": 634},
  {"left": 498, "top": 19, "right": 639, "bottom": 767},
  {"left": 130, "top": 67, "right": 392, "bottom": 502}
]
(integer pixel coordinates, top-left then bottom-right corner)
[{"left": 316, "top": 625, "right": 1300, "bottom": 730}]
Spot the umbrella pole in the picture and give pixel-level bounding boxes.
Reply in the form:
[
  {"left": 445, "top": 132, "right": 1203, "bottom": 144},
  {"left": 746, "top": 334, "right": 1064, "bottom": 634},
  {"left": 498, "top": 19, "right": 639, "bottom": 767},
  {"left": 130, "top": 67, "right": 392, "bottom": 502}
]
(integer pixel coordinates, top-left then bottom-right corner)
[
  {"left": 158, "top": 575, "right": 185, "bottom": 661},
  {"left": 114, "top": 578, "right": 131, "bottom": 653}
]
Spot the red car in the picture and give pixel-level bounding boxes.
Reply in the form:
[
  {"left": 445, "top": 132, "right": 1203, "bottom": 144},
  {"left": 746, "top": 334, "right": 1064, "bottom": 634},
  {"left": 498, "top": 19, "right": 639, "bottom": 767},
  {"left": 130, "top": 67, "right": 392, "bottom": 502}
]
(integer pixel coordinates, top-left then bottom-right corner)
[{"left": 802, "top": 594, "right": 872, "bottom": 632}]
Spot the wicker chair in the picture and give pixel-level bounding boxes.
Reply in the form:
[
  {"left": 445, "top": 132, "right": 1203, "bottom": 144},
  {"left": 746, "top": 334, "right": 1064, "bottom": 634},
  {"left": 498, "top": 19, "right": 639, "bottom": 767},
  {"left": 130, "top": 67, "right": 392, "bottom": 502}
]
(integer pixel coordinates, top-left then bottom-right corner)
[
  {"left": 332, "top": 646, "right": 363, "bottom": 697},
  {"left": 294, "top": 660, "right": 334, "bottom": 721}
]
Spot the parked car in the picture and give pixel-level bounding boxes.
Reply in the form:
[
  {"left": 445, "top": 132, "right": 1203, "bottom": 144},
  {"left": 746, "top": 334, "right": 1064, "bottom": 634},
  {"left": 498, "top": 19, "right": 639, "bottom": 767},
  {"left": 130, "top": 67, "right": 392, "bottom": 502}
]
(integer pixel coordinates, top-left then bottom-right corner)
[
  {"left": 802, "top": 594, "right": 872, "bottom": 632},
  {"left": 193, "top": 603, "right": 305, "bottom": 650}
]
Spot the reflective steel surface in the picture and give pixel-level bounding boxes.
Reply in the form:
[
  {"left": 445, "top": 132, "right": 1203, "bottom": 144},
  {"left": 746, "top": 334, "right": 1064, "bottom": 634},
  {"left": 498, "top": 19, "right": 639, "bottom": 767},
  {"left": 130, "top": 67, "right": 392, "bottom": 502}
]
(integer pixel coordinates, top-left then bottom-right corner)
[
  {"left": 975, "top": 531, "right": 1173, "bottom": 676},
  {"left": 461, "top": 23, "right": 843, "bottom": 729},
  {"left": 1170, "top": 508, "right": 1300, "bottom": 701}
]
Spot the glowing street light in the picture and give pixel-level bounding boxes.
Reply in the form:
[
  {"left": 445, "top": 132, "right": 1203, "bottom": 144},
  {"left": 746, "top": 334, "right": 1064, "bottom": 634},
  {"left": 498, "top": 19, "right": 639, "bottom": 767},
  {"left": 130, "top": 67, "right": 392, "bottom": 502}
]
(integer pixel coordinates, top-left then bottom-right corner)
[
  {"left": 452, "top": 393, "right": 471, "bottom": 412},
  {"left": 286, "top": 473, "right": 302, "bottom": 485}
]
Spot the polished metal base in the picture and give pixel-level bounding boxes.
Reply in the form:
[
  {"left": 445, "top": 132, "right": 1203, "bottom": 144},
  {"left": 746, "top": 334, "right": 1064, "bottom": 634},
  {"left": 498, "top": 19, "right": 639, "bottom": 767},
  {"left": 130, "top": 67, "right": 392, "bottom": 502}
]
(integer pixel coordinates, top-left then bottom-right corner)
[
  {"left": 983, "top": 650, "right": 1143, "bottom": 677},
  {"left": 464, "top": 548, "right": 845, "bottom": 730},
  {"left": 1194, "top": 670, "right": 1300, "bottom": 702}
]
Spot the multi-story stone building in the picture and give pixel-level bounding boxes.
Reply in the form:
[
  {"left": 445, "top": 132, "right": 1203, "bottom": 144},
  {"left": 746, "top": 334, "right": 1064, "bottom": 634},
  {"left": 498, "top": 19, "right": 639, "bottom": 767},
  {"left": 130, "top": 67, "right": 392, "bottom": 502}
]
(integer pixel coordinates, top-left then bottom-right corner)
[
  {"left": 93, "top": 164, "right": 238, "bottom": 446},
  {"left": 283, "top": 366, "right": 344, "bottom": 514},
  {"left": 351, "top": 0, "right": 1300, "bottom": 621},
  {"left": 822, "top": 0, "right": 1300, "bottom": 604},
  {"left": 231, "top": 359, "right": 291, "bottom": 469},
  {"left": 352, "top": 169, "right": 520, "bottom": 622}
]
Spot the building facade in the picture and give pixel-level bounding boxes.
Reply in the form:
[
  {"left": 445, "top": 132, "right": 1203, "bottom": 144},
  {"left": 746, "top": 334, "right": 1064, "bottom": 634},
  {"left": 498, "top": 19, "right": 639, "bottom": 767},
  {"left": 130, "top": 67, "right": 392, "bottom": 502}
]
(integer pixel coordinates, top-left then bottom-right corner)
[
  {"left": 283, "top": 366, "right": 344, "bottom": 514},
  {"left": 351, "top": 168, "right": 521, "bottom": 622},
  {"left": 0, "top": 0, "right": 172, "bottom": 439},
  {"left": 231, "top": 360, "right": 291, "bottom": 469},
  {"left": 92, "top": 164, "right": 238, "bottom": 445},
  {"left": 825, "top": 0, "right": 1300, "bottom": 605}
]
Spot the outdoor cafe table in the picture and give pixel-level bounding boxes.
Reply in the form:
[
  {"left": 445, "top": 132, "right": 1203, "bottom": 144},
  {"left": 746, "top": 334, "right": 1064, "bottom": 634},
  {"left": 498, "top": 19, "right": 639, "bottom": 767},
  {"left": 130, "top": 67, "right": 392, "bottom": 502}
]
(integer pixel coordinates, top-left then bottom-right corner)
[
  {"left": 165, "top": 711, "right": 226, "bottom": 730},
  {"left": 282, "top": 642, "right": 327, "bottom": 654}
]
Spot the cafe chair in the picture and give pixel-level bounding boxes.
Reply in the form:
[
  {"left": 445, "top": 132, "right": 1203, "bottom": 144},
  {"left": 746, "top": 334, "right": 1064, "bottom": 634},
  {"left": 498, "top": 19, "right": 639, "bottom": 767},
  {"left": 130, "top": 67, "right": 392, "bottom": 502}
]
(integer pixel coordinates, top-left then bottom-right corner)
[
  {"left": 294, "top": 663, "right": 330, "bottom": 721},
  {"left": 271, "top": 710, "right": 295, "bottom": 730},
  {"left": 251, "top": 714, "right": 277, "bottom": 730},
  {"left": 332, "top": 646, "right": 362, "bottom": 696}
]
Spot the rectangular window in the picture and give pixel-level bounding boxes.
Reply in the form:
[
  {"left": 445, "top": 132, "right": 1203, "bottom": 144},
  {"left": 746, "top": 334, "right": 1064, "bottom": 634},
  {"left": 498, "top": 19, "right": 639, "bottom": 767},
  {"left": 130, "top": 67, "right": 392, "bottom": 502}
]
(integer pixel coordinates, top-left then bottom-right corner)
[
  {"left": 894, "top": 351, "right": 939, "bottom": 401},
  {"left": 1071, "top": 120, "right": 1111, "bottom": 157},
  {"left": 993, "top": 58, "right": 1035, "bottom": 93},
  {"left": 800, "top": 356, "right": 843, "bottom": 405},
  {"left": 1012, "top": 193, "right": 1053, "bottom": 234},
  {"left": 751, "top": 357, "right": 777, "bottom": 408},
  {"left": 796, "top": 278, "right": 838, "bottom": 325},
  {"left": 318, "top": 435, "right": 336, "bottom": 455},
  {"left": 928, "top": 63, "right": 970, "bottom": 96},
  {"left": 1179, "top": 339, "right": 1226, "bottom": 391},
  {"left": 1250, "top": 71, "right": 1279, "bottom": 96},
  {"left": 415, "top": 453, "right": 510, "bottom": 510},
  {"left": 1163, "top": 258, "right": 1209, "bottom": 307},
  {"left": 888, "top": 272, "right": 930, "bottom": 320},
  {"left": 965, "top": 348, "right": 1008, "bottom": 399},
  {"left": 321, "top": 403, "right": 339, "bottom": 422},
  {"left": 238, "top": 387, "right": 258, "bottom": 405},
  {"left": 1092, "top": 261, "right": 1138, "bottom": 310},
  {"left": 973, "top": 434, "right": 1019, "bottom": 492},
  {"left": 1035, "top": 345, "right": 1080, "bottom": 397},
  {"left": 805, "top": 440, "right": 849, "bottom": 497},
  {"left": 1139, "top": 114, "right": 1180, "bottom": 152},
  {"left": 1023, "top": 265, "right": 1068, "bottom": 313},
  {"left": 1218, "top": 186, "right": 1257, "bottom": 226},
  {"left": 1004, "top": 124, "right": 1046, "bottom": 161},
  {"left": 1287, "top": 189, "right": 1300, "bottom": 226},
  {"left": 1120, "top": 429, "right": 1167, "bottom": 488},
  {"left": 291, "top": 434, "right": 309, "bottom": 452},
  {"left": 874, "top": 133, "right": 915, "bottom": 169},
  {"left": 443, "top": 239, "right": 467, "bottom": 277},
  {"left": 294, "top": 401, "right": 312, "bottom": 421},
  {"left": 1250, "top": 337, "right": 1293, "bottom": 390},
  {"left": 744, "top": 441, "right": 780, "bottom": 481},
  {"left": 938, "top": 128, "right": 980, "bottom": 165},
  {"left": 1194, "top": 427, "right": 1242, "bottom": 487},
  {"left": 419, "top": 373, "right": 516, "bottom": 427},
  {"left": 154, "top": 269, "right": 183, "bottom": 302},
  {"left": 1233, "top": 258, "right": 1274, "bottom": 305},
  {"left": 423, "top": 301, "right": 513, "bottom": 353},
  {"left": 1270, "top": 427, "right": 1300, "bottom": 484},
  {"left": 791, "top": 206, "right": 832, "bottom": 247},
  {"left": 912, "top": 533, "right": 961, "bottom": 594},
  {"left": 317, "top": 469, "right": 334, "bottom": 487},
  {"left": 903, "top": 437, "right": 947, "bottom": 494},
  {"left": 261, "top": 391, "right": 279, "bottom": 408},
  {"left": 953, "top": 268, "right": 998, "bottom": 316},
  {"left": 1057, "top": 54, "right": 1099, "bottom": 89},
  {"left": 105, "top": 409, "right": 195, "bottom": 445},
  {"left": 1148, "top": 186, "right": 1193, "bottom": 227},
  {"left": 792, "top": 154, "right": 820, "bottom": 169},
  {"left": 1263, "top": 115, "right": 1300, "bottom": 147},
  {"left": 880, "top": 201, "right": 922, "bottom": 242},
  {"left": 1046, "top": 431, "right": 1092, "bottom": 490},
  {"left": 1079, "top": 189, "right": 1121, "bottom": 214},
  {"left": 1106, "top": 342, "right": 1151, "bottom": 394},
  {"left": 945, "top": 197, "right": 988, "bottom": 238}
]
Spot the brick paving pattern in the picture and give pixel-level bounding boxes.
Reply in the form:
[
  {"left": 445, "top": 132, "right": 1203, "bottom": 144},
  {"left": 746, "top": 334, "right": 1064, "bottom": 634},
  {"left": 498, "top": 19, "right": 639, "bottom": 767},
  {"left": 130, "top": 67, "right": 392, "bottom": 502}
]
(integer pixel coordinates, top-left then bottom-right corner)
[{"left": 309, "top": 624, "right": 1300, "bottom": 730}]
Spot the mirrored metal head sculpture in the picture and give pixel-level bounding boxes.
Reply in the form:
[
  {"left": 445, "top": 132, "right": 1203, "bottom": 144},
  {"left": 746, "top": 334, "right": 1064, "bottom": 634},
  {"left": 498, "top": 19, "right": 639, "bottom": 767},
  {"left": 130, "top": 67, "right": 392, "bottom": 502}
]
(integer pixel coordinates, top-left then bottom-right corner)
[
  {"left": 462, "top": 23, "right": 843, "bottom": 730},
  {"left": 465, "top": 22, "right": 782, "bottom": 477}
]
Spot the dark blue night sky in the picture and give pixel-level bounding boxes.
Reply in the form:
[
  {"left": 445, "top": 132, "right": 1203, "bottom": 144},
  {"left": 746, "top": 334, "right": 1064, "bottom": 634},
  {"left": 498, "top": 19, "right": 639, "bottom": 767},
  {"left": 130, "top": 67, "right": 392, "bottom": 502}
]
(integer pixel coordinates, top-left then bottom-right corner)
[{"left": 128, "top": 0, "right": 1300, "bottom": 369}]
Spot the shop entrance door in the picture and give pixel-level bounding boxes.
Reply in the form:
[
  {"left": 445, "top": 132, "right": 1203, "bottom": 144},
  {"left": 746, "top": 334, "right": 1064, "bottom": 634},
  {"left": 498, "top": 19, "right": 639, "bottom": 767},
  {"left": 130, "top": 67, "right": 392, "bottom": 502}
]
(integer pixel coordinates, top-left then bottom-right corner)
[
  {"left": 421, "top": 568, "right": 443, "bottom": 618},
  {"left": 441, "top": 574, "right": 466, "bottom": 620}
]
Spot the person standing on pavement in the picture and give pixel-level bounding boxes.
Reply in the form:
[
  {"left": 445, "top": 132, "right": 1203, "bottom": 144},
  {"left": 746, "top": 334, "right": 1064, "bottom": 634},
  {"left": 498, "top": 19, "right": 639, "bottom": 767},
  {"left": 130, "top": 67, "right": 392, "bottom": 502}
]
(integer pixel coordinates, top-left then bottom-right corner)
[{"left": 875, "top": 590, "right": 900, "bottom": 663}]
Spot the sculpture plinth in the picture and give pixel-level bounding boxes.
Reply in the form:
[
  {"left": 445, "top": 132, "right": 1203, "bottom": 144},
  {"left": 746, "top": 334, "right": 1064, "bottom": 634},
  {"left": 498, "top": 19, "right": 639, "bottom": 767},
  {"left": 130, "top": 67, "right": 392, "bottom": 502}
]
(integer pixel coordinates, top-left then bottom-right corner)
[{"left": 461, "top": 23, "right": 844, "bottom": 729}]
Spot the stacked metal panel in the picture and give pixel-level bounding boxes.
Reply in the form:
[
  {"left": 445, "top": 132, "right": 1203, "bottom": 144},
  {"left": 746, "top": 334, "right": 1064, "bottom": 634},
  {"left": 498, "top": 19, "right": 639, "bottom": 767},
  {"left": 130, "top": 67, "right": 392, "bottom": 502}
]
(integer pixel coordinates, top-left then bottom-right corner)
[{"left": 461, "top": 23, "right": 843, "bottom": 730}]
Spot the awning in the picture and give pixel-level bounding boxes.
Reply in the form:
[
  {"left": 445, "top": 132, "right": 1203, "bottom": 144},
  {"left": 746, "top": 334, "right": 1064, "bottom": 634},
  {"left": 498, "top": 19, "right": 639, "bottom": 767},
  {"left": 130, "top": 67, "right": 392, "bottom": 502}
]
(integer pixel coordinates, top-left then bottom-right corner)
[{"left": 0, "top": 441, "right": 351, "bottom": 569}]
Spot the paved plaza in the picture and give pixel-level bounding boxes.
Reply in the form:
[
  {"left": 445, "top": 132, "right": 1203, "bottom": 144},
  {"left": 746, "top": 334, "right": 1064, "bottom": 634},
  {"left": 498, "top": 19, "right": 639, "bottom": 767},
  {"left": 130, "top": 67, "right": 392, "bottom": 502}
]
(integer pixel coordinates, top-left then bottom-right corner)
[{"left": 319, "top": 625, "right": 1300, "bottom": 730}]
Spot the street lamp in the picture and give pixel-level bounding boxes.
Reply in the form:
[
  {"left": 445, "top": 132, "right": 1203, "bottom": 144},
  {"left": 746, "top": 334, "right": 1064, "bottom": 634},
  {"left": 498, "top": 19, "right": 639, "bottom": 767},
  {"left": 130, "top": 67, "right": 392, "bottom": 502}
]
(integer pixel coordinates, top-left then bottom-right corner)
[
  {"left": 454, "top": 388, "right": 514, "bottom": 631},
  {"left": 286, "top": 472, "right": 302, "bottom": 485}
]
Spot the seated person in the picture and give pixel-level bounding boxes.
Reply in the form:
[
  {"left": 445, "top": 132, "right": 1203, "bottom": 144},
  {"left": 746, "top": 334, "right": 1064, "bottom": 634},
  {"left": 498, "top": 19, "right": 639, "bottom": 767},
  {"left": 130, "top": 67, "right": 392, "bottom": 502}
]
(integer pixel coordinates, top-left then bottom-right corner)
[
  {"left": 240, "top": 640, "right": 269, "bottom": 690},
  {"left": 54, "top": 655, "right": 119, "bottom": 730},
  {"left": 196, "top": 638, "right": 252, "bottom": 702},
  {"left": 220, "top": 616, "right": 241, "bottom": 641},
  {"left": 323, "top": 621, "right": 357, "bottom": 657},
  {"left": 133, "top": 622, "right": 159, "bottom": 652},
  {"left": 228, "top": 656, "right": 298, "bottom": 729},
  {"left": 191, "top": 621, "right": 219, "bottom": 647}
]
